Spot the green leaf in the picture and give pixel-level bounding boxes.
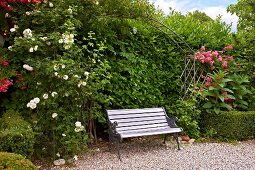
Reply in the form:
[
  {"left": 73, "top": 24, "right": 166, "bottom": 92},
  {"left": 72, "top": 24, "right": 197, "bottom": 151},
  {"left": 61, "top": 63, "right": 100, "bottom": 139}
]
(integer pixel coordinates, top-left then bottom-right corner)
[
  {"left": 220, "top": 103, "right": 233, "bottom": 110},
  {"left": 219, "top": 95, "right": 224, "bottom": 102},
  {"left": 225, "top": 94, "right": 235, "bottom": 100},
  {"left": 222, "top": 88, "right": 234, "bottom": 93},
  {"left": 203, "top": 102, "right": 213, "bottom": 109},
  {"left": 222, "top": 78, "right": 232, "bottom": 83},
  {"left": 209, "top": 86, "right": 217, "bottom": 91}
]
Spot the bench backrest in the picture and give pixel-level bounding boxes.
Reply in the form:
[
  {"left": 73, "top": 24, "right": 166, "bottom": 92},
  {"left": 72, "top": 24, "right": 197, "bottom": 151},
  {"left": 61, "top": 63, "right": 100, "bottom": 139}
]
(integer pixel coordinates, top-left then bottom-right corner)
[{"left": 107, "top": 107, "right": 169, "bottom": 132}]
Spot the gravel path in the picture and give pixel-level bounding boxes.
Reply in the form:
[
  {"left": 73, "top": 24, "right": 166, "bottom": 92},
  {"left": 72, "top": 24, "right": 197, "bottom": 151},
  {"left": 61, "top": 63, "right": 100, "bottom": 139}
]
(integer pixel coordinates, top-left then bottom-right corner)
[{"left": 52, "top": 137, "right": 255, "bottom": 170}]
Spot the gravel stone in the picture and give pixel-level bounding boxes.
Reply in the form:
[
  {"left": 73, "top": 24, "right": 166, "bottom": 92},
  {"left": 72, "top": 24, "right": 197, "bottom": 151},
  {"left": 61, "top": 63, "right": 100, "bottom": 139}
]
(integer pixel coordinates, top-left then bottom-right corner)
[{"left": 51, "top": 138, "right": 255, "bottom": 170}]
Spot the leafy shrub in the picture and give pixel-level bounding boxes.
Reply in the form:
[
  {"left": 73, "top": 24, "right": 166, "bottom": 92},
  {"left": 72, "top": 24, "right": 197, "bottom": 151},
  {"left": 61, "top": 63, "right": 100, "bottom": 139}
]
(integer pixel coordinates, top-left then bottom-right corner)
[
  {"left": 0, "top": 152, "right": 37, "bottom": 170},
  {"left": 0, "top": 110, "right": 35, "bottom": 157},
  {"left": 167, "top": 96, "right": 201, "bottom": 138},
  {"left": 201, "top": 111, "right": 255, "bottom": 140}
]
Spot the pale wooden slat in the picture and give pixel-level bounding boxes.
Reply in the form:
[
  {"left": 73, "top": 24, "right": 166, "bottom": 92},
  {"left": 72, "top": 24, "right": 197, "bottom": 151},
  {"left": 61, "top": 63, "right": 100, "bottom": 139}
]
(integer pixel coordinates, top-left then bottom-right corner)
[
  {"left": 117, "top": 123, "right": 169, "bottom": 131},
  {"left": 110, "top": 116, "right": 166, "bottom": 123},
  {"left": 120, "top": 127, "right": 182, "bottom": 138},
  {"left": 109, "top": 112, "right": 165, "bottom": 120},
  {"left": 107, "top": 108, "right": 164, "bottom": 115},
  {"left": 116, "top": 119, "right": 167, "bottom": 127}
]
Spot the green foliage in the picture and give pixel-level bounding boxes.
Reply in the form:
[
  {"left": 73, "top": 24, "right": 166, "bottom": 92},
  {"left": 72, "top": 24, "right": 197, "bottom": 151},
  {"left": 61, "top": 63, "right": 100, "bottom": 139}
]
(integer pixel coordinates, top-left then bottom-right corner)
[
  {"left": 201, "top": 111, "right": 255, "bottom": 140},
  {"left": 167, "top": 95, "right": 201, "bottom": 138},
  {"left": 0, "top": 110, "right": 35, "bottom": 157},
  {"left": 0, "top": 152, "right": 37, "bottom": 170}
]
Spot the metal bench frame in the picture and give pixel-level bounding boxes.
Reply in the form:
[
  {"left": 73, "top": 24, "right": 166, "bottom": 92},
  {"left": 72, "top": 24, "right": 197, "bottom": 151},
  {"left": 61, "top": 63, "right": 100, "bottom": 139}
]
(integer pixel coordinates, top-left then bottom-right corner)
[{"left": 107, "top": 107, "right": 183, "bottom": 160}]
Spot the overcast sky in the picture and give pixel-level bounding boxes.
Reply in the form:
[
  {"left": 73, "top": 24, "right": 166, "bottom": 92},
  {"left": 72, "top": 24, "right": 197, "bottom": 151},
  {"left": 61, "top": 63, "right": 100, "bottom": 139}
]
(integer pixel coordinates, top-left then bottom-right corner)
[{"left": 149, "top": 0, "right": 238, "bottom": 32}]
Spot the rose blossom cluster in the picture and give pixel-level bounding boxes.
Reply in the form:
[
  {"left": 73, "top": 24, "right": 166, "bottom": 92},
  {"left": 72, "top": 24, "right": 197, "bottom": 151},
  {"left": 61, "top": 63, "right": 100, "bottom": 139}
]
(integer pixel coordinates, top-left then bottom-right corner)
[
  {"left": 0, "top": 79, "right": 13, "bottom": 92},
  {"left": 194, "top": 45, "right": 234, "bottom": 70},
  {"left": 0, "top": 0, "right": 42, "bottom": 11}
]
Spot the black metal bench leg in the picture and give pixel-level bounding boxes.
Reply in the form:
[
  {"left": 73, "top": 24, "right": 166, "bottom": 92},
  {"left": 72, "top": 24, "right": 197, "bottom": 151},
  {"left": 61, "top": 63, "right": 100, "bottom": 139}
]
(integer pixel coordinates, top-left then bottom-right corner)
[
  {"left": 163, "top": 135, "right": 167, "bottom": 144},
  {"left": 114, "top": 138, "right": 122, "bottom": 161},
  {"left": 174, "top": 133, "right": 181, "bottom": 150}
]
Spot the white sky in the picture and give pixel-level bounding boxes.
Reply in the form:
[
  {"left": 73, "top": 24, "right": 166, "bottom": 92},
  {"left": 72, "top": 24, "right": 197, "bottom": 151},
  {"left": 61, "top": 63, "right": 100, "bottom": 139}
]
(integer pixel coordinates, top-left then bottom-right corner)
[{"left": 150, "top": 0, "right": 238, "bottom": 32}]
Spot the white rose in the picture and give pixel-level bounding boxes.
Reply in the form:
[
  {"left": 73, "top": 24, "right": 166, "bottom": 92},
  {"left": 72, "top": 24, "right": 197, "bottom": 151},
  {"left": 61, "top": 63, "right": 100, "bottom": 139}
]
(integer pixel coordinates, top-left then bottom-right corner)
[
  {"left": 34, "top": 45, "right": 38, "bottom": 51},
  {"left": 52, "top": 113, "right": 58, "bottom": 118},
  {"left": 29, "top": 47, "right": 34, "bottom": 53},
  {"left": 23, "top": 64, "right": 33, "bottom": 71},
  {"left": 63, "top": 75, "right": 68, "bottom": 80},
  {"left": 58, "top": 39, "right": 63, "bottom": 44},
  {"left": 74, "top": 128, "right": 80, "bottom": 132},
  {"left": 75, "top": 121, "right": 82, "bottom": 127},
  {"left": 51, "top": 92, "right": 58, "bottom": 97},
  {"left": 54, "top": 72, "right": 58, "bottom": 76},
  {"left": 84, "top": 71, "right": 90, "bottom": 76},
  {"left": 33, "top": 97, "right": 40, "bottom": 104},
  {"left": 81, "top": 82, "right": 87, "bottom": 86},
  {"left": 10, "top": 28, "right": 16, "bottom": 32},
  {"left": 43, "top": 93, "right": 48, "bottom": 99},
  {"left": 29, "top": 102, "right": 37, "bottom": 109},
  {"left": 49, "top": 2, "right": 54, "bottom": 7}
]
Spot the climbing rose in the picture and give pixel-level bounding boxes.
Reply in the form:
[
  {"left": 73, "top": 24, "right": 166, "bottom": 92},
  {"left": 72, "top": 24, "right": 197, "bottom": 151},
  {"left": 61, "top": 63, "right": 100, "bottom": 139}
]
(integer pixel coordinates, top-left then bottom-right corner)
[{"left": 1, "top": 59, "right": 9, "bottom": 67}]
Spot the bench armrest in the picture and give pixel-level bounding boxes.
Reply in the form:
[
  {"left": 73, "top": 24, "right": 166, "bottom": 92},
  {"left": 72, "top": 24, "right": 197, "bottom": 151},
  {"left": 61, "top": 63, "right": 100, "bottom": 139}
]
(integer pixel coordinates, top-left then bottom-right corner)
[
  {"left": 166, "top": 116, "right": 181, "bottom": 128},
  {"left": 109, "top": 121, "right": 118, "bottom": 134}
]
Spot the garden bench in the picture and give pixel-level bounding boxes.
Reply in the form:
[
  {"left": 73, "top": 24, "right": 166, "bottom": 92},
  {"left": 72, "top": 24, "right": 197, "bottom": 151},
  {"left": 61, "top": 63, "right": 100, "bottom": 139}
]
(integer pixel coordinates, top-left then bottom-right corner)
[{"left": 107, "top": 107, "right": 183, "bottom": 160}]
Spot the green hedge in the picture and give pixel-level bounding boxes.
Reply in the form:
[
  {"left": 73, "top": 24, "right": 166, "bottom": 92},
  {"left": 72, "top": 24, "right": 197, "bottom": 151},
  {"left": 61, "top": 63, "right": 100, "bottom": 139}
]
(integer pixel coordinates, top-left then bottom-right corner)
[
  {"left": 0, "top": 110, "right": 35, "bottom": 157},
  {"left": 0, "top": 152, "right": 37, "bottom": 170},
  {"left": 201, "top": 111, "right": 255, "bottom": 140}
]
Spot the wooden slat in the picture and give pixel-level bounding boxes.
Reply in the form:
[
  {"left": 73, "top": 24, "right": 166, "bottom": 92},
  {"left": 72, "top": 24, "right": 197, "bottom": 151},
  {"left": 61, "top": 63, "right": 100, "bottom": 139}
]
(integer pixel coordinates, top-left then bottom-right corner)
[
  {"left": 109, "top": 112, "right": 165, "bottom": 120},
  {"left": 107, "top": 108, "right": 164, "bottom": 115},
  {"left": 116, "top": 119, "right": 167, "bottom": 127},
  {"left": 117, "top": 123, "right": 169, "bottom": 131},
  {"left": 110, "top": 116, "right": 166, "bottom": 123},
  {"left": 119, "top": 127, "right": 182, "bottom": 138}
]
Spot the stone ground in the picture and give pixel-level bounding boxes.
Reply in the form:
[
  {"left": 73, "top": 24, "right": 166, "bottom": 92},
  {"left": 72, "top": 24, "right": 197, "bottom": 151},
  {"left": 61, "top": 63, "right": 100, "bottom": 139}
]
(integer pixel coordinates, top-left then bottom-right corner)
[{"left": 40, "top": 137, "right": 255, "bottom": 170}]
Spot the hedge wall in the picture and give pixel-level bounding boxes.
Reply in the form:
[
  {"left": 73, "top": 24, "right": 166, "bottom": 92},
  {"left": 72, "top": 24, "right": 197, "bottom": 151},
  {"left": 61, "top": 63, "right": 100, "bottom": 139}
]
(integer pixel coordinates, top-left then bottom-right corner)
[{"left": 201, "top": 111, "right": 255, "bottom": 140}]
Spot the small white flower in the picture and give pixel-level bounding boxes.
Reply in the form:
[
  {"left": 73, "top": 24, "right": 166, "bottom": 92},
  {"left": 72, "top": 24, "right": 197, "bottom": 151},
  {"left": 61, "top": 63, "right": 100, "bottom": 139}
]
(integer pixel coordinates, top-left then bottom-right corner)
[
  {"left": 51, "top": 92, "right": 58, "bottom": 97},
  {"left": 29, "top": 102, "right": 37, "bottom": 109},
  {"left": 95, "top": 1, "right": 99, "bottom": 5},
  {"left": 74, "top": 128, "right": 80, "bottom": 132},
  {"left": 43, "top": 93, "right": 48, "bottom": 99},
  {"left": 37, "top": 82, "right": 42, "bottom": 85},
  {"left": 54, "top": 72, "right": 58, "bottom": 76},
  {"left": 133, "top": 27, "right": 137, "bottom": 34},
  {"left": 81, "top": 82, "right": 87, "bottom": 86},
  {"left": 64, "top": 93, "right": 69, "bottom": 97},
  {"left": 23, "top": 64, "right": 33, "bottom": 71},
  {"left": 25, "top": 11, "right": 31, "bottom": 15},
  {"left": 92, "top": 59, "right": 96, "bottom": 63},
  {"left": 56, "top": 152, "right": 60, "bottom": 157},
  {"left": 29, "top": 47, "right": 34, "bottom": 53},
  {"left": 58, "top": 39, "right": 63, "bottom": 44},
  {"left": 8, "top": 46, "right": 12, "bottom": 50},
  {"left": 74, "top": 75, "right": 79, "bottom": 78},
  {"left": 33, "top": 97, "right": 40, "bottom": 104},
  {"left": 62, "top": 133, "right": 66, "bottom": 137},
  {"left": 10, "top": 28, "right": 16, "bottom": 32},
  {"left": 27, "top": 102, "right": 31, "bottom": 108},
  {"left": 84, "top": 71, "right": 90, "bottom": 76},
  {"left": 49, "top": 2, "right": 54, "bottom": 7},
  {"left": 52, "top": 113, "right": 58, "bottom": 118},
  {"left": 46, "top": 42, "right": 51, "bottom": 46},
  {"left": 40, "top": 37, "right": 47, "bottom": 41},
  {"left": 53, "top": 65, "right": 58, "bottom": 71},
  {"left": 67, "top": 8, "right": 72, "bottom": 14},
  {"left": 14, "top": 25, "right": 19, "bottom": 29},
  {"left": 61, "top": 64, "right": 66, "bottom": 69},
  {"left": 63, "top": 75, "right": 68, "bottom": 80},
  {"left": 23, "top": 28, "right": 32, "bottom": 38},
  {"left": 5, "top": 13, "right": 9, "bottom": 18},
  {"left": 75, "top": 121, "right": 82, "bottom": 127},
  {"left": 73, "top": 155, "right": 78, "bottom": 161},
  {"left": 34, "top": 45, "right": 38, "bottom": 51}
]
